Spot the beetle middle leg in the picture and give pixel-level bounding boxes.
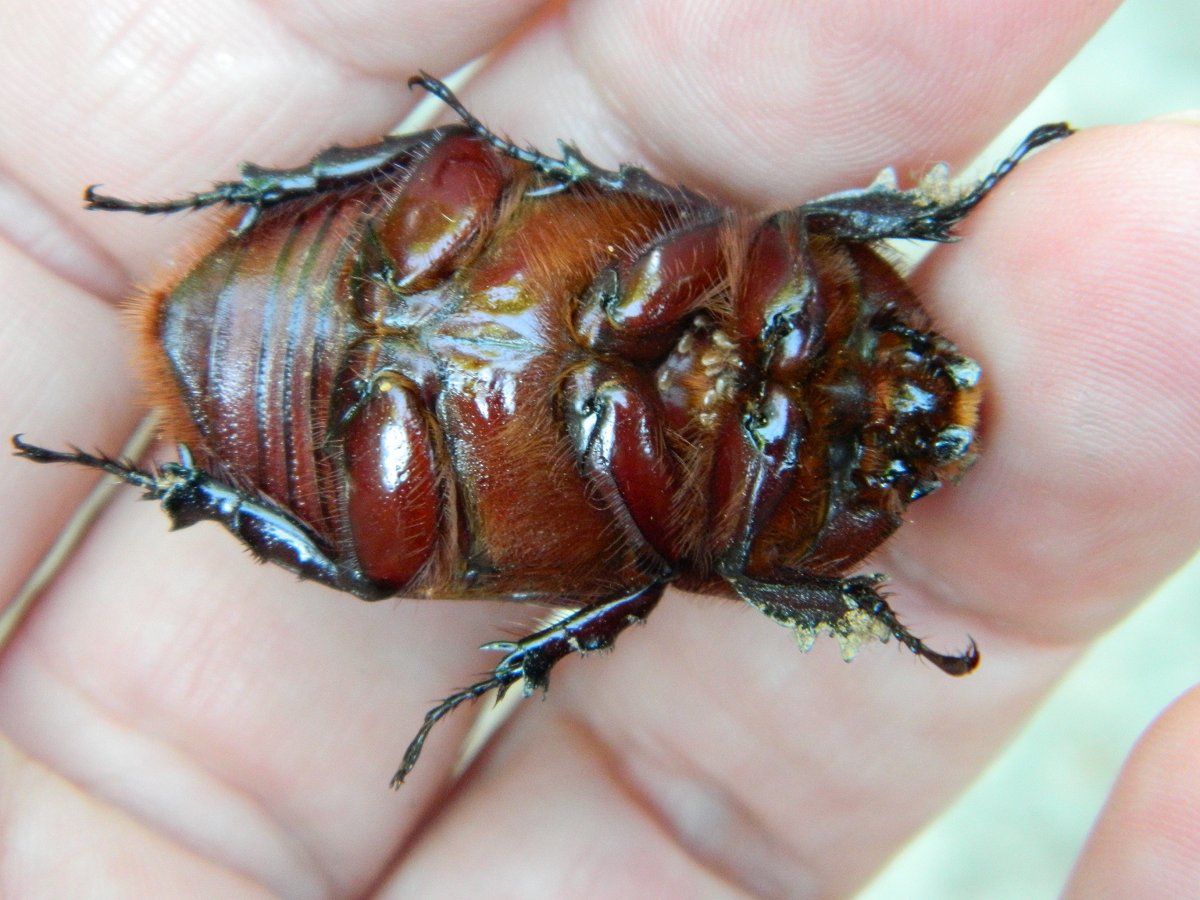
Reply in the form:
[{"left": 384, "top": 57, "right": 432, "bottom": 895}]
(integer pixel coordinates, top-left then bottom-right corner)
[
  {"left": 393, "top": 581, "right": 665, "bottom": 786},
  {"left": 408, "top": 71, "right": 623, "bottom": 190},
  {"left": 560, "top": 361, "right": 687, "bottom": 572},
  {"left": 552, "top": 214, "right": 735, "bottom": 573}
]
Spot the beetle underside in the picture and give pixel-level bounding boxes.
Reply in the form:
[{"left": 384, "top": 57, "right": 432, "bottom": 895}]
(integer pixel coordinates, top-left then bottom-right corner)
[{"left": 15, "top": 74, "right": 1070, "bottom": 786}]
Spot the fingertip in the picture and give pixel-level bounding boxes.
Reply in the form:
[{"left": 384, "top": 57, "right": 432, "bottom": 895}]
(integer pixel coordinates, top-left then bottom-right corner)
[
  {"left": 899, "top": 121, "right": 1200, "bottom": 639},
  {"left": 1066, "top": 685, "right": 1200, "bottom": 898}
]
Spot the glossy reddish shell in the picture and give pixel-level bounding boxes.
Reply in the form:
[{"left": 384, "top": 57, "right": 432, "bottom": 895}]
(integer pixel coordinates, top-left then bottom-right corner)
[
  {"left": 132, "top": 130, "right": 979, "bottom": 603},
  {"left": 16, "top": 79, "right": 1068, "bottom": 783}
]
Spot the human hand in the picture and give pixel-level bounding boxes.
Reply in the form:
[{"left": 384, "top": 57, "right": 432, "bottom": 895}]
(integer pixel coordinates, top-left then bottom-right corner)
[{"left": 1, "top": 1, "right": 1197, "bottom": 896}]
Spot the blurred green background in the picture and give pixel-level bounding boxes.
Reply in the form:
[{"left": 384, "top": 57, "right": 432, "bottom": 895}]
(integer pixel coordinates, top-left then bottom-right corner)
[{"left": 862, "top": 1, "right": 1200, "bottom": 896}]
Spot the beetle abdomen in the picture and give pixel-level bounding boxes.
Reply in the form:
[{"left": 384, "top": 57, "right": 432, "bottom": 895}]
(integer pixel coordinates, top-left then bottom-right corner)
[
  {"left": 141, "top": 130, "right": 728, "bottom": 597},
  {"left": 140, "top": 188, "right": 371, "bottom": 542}
]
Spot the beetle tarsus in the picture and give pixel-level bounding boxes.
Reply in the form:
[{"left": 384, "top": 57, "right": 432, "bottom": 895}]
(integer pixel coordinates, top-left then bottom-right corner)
[
  {"left": 85, "top": 182, "right": 253, "bottom": 219},
  {"left": 799, "top": 122, "right": 1073, "bottom": 243},
  {"left": 13, "top": 434, "right": 159, "bottom": 491},
  {"left": 83, "top": 131, "right": 444, "bottom": 227},
  {"left": 391, "top": 674, "right": 508, "bottom": 788},
  {"left": 408, "top": 71, "right": 618, "bottom": 189},
  {"left": 913, "top": 122, "right": 1074, "bottom": 238},
  {"left": 13, "top": 436, "right": 390, "bottom": 601},
  {"left": 391, "top": 582, "right": 665, "bottom": 786}
]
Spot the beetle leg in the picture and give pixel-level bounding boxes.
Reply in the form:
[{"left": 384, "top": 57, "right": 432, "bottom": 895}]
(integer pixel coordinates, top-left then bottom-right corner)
[
  {"left": 11, "top": 436, "right": 391, "bottom": 600},
  {"left": 561, "top": 362, "right": 685, "bottom": 571},
  {"left": 408, "top": 72, "right": 708, "bottom": 206},
  {"left": 798, "top": 122, "right": 1072, "bottom": 243},
  {"left": 393, "top": 581, "right": 664, "bottom": 786},
  {"left": 84, "top": 129, "right": 448, "bottom": 234},
  {"left": 711, "top": 381, "right": 809, "bottom": 571},
  {"left": 334, "top": 362, "right": 447, "bottom": 592},
  {"left": 711, "top": 381, "right": 974, "bottom": 673},
  {"left": 722, "top": 565, "right": 978, "bottom": 676},
  {"left": 86, "top": 72, "right": 706, "bottom": 229},
  {"left": 408, "top": 71, "right": 617, "bottom": 187},
  {"left": 574, "top": 215, "right": 729, "bottom": 360}
]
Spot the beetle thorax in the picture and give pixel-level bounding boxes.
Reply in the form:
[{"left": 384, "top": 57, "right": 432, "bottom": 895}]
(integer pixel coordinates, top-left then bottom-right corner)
[{"left": 656, "top": 318, "right": 744, "bottom": 432}]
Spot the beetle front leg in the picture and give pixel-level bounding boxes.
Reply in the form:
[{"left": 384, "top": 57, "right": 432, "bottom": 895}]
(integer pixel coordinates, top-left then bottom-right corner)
[
  {"left": 723, "top": 566, "right": 978, "bottom": 676},
  {"left": 393, "top": 581, "right": 664, "bottom": 786},
  {"left": 798, "top": 122, "right": 1072, "bottom": 243},
  {"left": 705, "top": 380, "right": 976, "bottom": 676},
  {"left": 12, "top": 437, "right": 390, "bottom": 600}
]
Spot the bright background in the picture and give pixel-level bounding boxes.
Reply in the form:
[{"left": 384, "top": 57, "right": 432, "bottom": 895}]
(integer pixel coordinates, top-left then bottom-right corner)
[{"left": 862, "top": 1, "right": 1200, "bottom": 896}]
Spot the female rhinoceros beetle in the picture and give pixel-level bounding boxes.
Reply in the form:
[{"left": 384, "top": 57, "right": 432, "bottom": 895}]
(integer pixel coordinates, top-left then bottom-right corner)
[{"left": 15, "top": 73, "right": 1071, "bottom": 786}]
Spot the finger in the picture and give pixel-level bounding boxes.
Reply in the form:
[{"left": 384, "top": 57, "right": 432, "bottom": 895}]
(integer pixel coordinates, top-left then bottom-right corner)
[
  {"left": 0, "top": 0, "right": 545, "bottom": 281},
  {"left": 1065, "top": 685, "right": 1200, "bottom": 896},
  {"left": 897, "top": 119, "right": 1200, "bottom": 642},
  {"left": 0, "top": 4, "right": 556, "bottom": 885},
  {"left": 0, "top": 0, "right": 1161, "bottom": 892},
  {"left": 455, "top": 0, "right": 1118, "bottom": 204},
  {"left": 0, "top": 238, "right": 139, "bottom": 602},
  {"left": 394, "top": 120, "right": 1200, "bottom": 896},
  {"left": 381, "top": 712, "right": 763, "bottom": 898},
  {"left": 0, "top": 486, "right": 513, "bottom": 895},
  {"left": 0, "top": 735, "right": 274, "bottom": 896},
  {"left": 0, "top": 0, "right": 548, "bottom": 561}
]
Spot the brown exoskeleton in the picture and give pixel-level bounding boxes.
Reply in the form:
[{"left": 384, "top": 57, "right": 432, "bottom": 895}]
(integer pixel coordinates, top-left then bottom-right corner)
[{"left": 15, "top": 73, "right": 1071, "bottom": 786}]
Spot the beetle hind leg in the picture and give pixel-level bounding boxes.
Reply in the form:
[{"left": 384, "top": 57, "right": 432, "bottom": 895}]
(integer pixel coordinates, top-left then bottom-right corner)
[
  {"left": 13, "top": 434, "right": 160, "bottom": 490},
  {"left": 724, "top": 567, "right": 978, "bottom": 676},
  {"left": 84, "top": 131, "right": 443, "bottom": 233},
  {"left": 393, "top": 582, "right": 664, "bottom": 786},
  {"left": 12, "top": 436, "right": 390, "bottom": 600}
]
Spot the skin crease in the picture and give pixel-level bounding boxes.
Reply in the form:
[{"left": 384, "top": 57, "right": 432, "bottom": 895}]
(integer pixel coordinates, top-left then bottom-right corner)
[{"left": 0, "top": 0, "right": 1198, "bottom": 896}]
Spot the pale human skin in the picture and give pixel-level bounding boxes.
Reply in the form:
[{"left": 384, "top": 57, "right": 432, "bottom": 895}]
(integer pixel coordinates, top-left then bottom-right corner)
[{"left": 0, "top": 1, "right": 1198, "bottom": 896}]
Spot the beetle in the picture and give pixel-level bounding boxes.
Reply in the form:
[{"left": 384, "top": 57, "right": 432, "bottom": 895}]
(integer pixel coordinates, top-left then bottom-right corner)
[{"left": 14, "top": 73, "right": 1071, "bottom": 786}]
